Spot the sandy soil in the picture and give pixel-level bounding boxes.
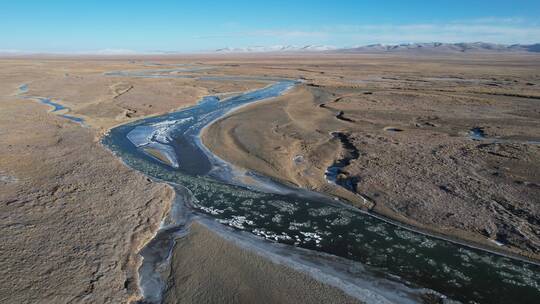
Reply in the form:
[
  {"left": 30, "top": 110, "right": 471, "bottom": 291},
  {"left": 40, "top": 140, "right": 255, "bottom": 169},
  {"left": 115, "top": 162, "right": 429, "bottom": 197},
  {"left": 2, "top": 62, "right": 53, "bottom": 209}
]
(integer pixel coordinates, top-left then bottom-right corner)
[
  {"left": 0, "top": 76, "right": 173, "bottom": 303},
  {"left": 2, "top": 54, "right": 540, "bottom": 303},
  {"left": 164, "top": 222, "right": 361, "bottom": 304},
  {"left": 0, "top": 57, "right": 365, "bottom": 303},
  {"left": 201, "top": 54, "right": 540, "bottom": 261},
  {"left": 0, "top": 59, "right": 268, "bottom": 132}
]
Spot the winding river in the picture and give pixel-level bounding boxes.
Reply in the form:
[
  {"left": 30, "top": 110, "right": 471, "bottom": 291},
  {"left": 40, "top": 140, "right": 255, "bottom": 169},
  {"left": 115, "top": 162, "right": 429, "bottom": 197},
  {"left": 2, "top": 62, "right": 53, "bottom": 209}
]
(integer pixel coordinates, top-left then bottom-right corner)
[
  {"left": 17, "top": 84, "right": 85, "bottom": 125},
  {"left": 100, "top": 66, "right": 540, "bottom": 304}
]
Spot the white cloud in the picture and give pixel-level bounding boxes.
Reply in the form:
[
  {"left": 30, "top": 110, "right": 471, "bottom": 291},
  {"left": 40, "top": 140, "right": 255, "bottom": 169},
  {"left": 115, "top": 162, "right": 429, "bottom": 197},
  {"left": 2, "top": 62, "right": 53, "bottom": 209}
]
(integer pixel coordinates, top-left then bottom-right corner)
[
  {"left": 198, "top": 18, "right": 540, "bottom": 46},
  {"left": 88, "top": 48, "right": 139, "bottom": 55},
  {"left": 0, "top": 48, "right": 162, "bottom": 55},
  {"left": 340, "top": 23, "right": 540, "bottom": 45}
]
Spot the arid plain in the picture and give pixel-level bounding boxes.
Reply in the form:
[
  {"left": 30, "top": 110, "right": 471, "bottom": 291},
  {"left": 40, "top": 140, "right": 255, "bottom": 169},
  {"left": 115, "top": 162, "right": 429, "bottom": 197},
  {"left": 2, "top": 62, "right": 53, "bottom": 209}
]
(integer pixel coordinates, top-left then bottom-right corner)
[{"left": 1, "top": 53, "right": 540, "bottom": 303}]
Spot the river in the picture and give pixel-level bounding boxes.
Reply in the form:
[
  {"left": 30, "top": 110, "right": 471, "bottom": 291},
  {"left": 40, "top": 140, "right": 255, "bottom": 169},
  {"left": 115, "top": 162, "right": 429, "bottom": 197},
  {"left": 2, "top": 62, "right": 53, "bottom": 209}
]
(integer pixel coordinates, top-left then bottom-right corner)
[{"left": 101, "top": 66, "right": 540, "bottom": 304}]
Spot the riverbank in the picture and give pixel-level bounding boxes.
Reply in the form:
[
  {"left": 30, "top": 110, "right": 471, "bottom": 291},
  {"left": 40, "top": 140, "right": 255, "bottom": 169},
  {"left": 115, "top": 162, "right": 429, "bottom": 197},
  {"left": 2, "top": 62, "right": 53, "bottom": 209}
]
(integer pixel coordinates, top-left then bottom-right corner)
[
  {"left": 104, "top": 60, "right": 540, "bottom": 304},
  {"left": 165, "top": 221, "right": 362, "bottom": 304},
  {"left": 0, "top": 76, "right": 173, "bottom": 303},
  {"left": 3, "top": 54, "right": 540, "bottom": 303},
  {"left": 201, "top": 56, "right": 540, "bottom": 262},
  {"left": 0, "top": 58, "right": 366, "bottom": 303}
]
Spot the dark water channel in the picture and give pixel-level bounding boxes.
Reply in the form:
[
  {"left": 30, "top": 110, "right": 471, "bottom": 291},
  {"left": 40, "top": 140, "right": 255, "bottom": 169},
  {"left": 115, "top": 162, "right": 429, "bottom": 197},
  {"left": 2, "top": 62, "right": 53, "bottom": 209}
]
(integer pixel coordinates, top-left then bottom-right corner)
[{"left": 101, "top": 70, "right": 540, "bottom": 304}]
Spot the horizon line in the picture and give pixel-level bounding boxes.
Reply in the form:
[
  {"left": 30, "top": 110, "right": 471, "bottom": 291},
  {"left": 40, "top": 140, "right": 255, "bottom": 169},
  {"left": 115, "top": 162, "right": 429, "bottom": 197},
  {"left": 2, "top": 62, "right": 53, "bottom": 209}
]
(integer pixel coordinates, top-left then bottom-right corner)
[{"left": 1, "top": 41, "right": 540, "bottom": 56}]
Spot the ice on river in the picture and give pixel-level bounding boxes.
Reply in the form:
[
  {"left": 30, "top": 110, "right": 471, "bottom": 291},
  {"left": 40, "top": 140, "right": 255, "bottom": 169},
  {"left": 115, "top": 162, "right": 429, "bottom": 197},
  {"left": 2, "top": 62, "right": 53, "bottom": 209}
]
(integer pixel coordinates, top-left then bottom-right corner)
[{"left": 126, "top": 118, "right": 193, "bottom": 168}]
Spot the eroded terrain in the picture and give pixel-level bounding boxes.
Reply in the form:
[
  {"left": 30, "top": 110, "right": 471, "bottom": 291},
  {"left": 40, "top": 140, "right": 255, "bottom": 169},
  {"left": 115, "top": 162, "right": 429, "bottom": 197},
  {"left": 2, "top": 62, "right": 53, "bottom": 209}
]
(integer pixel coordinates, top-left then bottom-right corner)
[
  {"left": 2, "top": 54, "right": 540, "bottom": 303},
  {"left": 202, "top": 54, "right": 540, "bottom": 260},
  {"left": 0, "top": 57, "right": 361, "bottom": 303}
]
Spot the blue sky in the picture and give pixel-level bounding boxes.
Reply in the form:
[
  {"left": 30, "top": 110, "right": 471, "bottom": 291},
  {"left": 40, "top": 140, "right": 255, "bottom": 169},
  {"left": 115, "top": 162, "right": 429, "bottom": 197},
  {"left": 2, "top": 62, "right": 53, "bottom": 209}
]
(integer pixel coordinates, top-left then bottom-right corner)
[{"left": 1, "top": 0, "right": 539, "bottom": 53}]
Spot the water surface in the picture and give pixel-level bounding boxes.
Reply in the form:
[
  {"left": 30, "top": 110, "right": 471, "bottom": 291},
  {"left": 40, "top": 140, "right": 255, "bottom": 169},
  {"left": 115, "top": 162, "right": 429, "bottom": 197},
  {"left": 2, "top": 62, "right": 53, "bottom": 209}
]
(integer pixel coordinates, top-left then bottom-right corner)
[{"left": 102, "top": 69, "right": 540, "bottom": 304}]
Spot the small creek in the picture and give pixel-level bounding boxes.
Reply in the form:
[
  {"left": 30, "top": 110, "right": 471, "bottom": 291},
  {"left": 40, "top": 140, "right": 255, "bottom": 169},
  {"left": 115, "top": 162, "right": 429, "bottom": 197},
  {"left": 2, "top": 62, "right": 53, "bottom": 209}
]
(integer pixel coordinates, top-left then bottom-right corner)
[
  {"left": 324, "top": 132, "right": 361, "bottom": 193},
  {"left": 469, "top": 127, "right": 540, "bottom": 145},
  {"left": 17, "top": 84, "right": 85, "bottom": 125}
]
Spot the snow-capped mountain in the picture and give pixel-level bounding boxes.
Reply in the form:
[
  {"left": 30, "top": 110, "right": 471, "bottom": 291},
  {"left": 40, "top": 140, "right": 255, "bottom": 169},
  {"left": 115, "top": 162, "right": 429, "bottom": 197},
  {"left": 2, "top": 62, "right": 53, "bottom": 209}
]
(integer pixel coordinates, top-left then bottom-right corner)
[
  {"left": 214, "top": 42, "right": 540, "bottom": 54},
  {"left": 215, "top": 45, "right": 338, "bottom": 53},
  {"left": 337, "top": 42, "right": 540, "bottom": 54}
]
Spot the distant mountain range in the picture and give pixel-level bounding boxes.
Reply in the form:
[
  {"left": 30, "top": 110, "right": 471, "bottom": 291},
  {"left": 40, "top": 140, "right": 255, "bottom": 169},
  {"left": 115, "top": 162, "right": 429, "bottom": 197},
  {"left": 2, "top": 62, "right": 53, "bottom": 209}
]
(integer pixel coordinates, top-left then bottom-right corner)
[
  {"left": 215, "top": 42, "right": 540, "bottom": 54},
  {"left": 337, "top": 42, "right": 540, "bottom": 54},
  {"left": 215, "top": 45, "right": 338, "bottom": 53},
  {"left": 3, "top": 43, "right": 539, "bottom": 56}
]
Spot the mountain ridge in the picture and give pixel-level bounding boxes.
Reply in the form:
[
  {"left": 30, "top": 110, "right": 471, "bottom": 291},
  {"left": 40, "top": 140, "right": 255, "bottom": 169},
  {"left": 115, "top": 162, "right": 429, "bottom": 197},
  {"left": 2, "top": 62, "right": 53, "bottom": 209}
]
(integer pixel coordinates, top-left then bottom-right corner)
[{"left": 214, "top": 42, "right": 540, "bottom": 54}]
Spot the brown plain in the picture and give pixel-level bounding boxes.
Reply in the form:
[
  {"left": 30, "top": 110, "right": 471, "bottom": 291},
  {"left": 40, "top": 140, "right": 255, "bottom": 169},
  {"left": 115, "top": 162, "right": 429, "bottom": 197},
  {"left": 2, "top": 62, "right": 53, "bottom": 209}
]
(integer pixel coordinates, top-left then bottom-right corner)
[{"left": 1, "top": 53, "right": 539, "bottom": 303}]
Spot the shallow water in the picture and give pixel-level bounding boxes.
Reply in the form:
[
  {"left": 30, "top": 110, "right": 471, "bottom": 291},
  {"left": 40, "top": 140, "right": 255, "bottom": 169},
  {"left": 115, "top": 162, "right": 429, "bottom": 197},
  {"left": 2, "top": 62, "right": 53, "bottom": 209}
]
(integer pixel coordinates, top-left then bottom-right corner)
[
  {"left": 104, "top": 66, "right": 214, "bottom": 78},
  {"left": 324, "top": 132, "right": 360, "bottom": 193},
  {"left": 17, "top": 84, "right": 85, "bottom": 125},
  {"left": 38, "top": 97, "right": 66, "bottom": 112},
  {"left": 18, "top": 84, "right": 28, "bottom": 94},
  {"left": 36, "top": 97, "right": 85, "bottom": 124},
  {"left": 469, "top": 127, "right": 540, "bottom": 145},
  {"left": 102, "top": 70, "right": 540, "bottom": 304}
]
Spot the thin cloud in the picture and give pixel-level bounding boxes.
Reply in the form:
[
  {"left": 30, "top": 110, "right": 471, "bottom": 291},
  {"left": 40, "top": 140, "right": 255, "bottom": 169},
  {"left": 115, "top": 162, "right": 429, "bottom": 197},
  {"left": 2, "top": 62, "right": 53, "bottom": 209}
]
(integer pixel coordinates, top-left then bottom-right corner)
[
  {"left": 194, "top": 30, "right": 326, "bottom": 39},
  {"left": 195, "top": 18, "right": 540, "bottom": 45}
]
